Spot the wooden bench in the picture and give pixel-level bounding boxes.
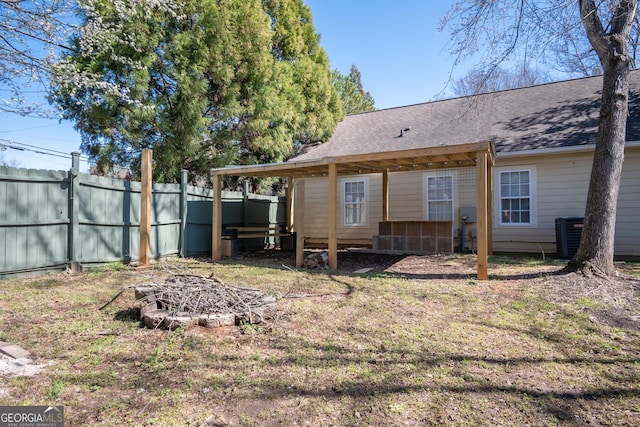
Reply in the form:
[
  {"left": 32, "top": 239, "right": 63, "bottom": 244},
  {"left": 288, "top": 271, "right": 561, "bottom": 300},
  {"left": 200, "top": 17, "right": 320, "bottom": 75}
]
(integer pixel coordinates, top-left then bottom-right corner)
[{"left": 222, "top": 225, "right": 295, "bottom": 256}]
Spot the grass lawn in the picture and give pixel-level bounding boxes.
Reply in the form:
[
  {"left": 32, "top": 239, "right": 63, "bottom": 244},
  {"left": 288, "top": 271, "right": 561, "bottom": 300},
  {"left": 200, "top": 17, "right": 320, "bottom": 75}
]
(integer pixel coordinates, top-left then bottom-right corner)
[{"left": 0, "top": 253, "right": 638, "bottom": 426}]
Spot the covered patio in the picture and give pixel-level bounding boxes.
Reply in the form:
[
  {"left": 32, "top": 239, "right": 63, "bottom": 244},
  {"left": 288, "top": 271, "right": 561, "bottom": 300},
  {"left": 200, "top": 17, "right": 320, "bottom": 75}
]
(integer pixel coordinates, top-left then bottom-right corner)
[{"left": 211, "top": 140, "right": 495, "bottom": 279}]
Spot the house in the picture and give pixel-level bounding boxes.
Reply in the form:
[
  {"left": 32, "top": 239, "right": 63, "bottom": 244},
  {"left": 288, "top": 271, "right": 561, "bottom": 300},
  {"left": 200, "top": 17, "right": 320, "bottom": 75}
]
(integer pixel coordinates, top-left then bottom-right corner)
[
  {"left": 212, "top": 71, "right": 640, "bottom": 275},
  {"left": 289, "top": 71, "right": 640, "bottom": 258}
]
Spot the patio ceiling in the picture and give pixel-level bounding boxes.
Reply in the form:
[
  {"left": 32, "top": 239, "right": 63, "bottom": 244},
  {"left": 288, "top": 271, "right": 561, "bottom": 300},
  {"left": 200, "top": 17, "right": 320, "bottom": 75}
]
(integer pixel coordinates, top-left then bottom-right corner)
[{"left": 213, "top": 141, "right": 494, "bottom": 178}]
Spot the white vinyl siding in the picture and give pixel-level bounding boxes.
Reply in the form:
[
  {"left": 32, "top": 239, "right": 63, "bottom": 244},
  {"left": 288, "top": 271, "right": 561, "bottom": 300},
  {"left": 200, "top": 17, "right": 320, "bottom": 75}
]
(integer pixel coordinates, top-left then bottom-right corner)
[
  {"left": 298, "top": 147, "right": 640, "bottom": 257},
  {"left": 613, "top": 147, "right": 640, "bottom": 255},
  {"left": 302, "top": 175, "right": 380, "bottom": 245}
]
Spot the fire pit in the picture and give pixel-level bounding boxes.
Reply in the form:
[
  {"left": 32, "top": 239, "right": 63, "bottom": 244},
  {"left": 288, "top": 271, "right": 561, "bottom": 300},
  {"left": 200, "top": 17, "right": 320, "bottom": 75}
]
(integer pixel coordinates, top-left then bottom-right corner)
[{"left": 133, "top": 274, "right": 276, "bottom": 330}]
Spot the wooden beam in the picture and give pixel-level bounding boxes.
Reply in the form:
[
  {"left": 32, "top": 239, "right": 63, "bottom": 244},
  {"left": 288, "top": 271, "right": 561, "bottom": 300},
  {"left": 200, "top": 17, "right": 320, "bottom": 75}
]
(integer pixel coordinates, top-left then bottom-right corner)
[
  {"left": 487, "top": 159, "right": 494, "bottom": 255},
  {"left": 332, "top": 141, "right": 490, "bottom": 166},
  {"left": 382, "top": 168, "right": 389, "bottom": 222},
  {"left": 212, "top": 173, "right": 222, "bottom": 260},
  {"left": 214, "top": 158, "right": 330, "bottom": 176},
  {"left": 476, "top": 151, "right": 488, "bottom": 280},
  {"left": 338, "top": 162, "right": 380, "bottom": 171},
  {"left": 210, "top": 141, "right": 492, "bottom": 179},
  {"left": 372, "top": 158, "right": 476, "bottom": 171},
  {"left": 294, "top": 179, "right": 305, "bottom": 268},
  {"left": 328, "top": 163, "right": 338, "bottom": 269},
  {"left": 139, "top": 148, "right": 152, "bottom": 267}
]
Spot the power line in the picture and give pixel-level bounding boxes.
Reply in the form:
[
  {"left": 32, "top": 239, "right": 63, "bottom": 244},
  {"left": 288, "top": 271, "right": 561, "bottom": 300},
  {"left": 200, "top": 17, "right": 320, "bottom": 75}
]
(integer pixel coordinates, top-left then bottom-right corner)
[
  {"left": 0, "top": 88, "right": 46, "bottom": 94},
  {"left": 1, "top": 138, "right": 84, "bottom": 156},
  {"left": 0, "top": 138, "right": 89, "bottom": 162},
  {"left": 1, "top": 133, "right": 82, "bottom": 144},
  {"left": 0, "top": 123, "right": 72, "bottom": 133},
  {"left": 1, "top": 138, "right": 138, "bottom": 173}
]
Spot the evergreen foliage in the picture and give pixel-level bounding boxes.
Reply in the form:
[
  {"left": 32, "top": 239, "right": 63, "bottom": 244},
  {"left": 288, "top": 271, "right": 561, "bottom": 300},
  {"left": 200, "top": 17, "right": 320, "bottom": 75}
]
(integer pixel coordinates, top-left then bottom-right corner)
[
  {"left": 332, "top": 64, "right": 375, "bottom": 114},
  {"left": 50, "top": 0, "right": 343, "bottom": 183}
]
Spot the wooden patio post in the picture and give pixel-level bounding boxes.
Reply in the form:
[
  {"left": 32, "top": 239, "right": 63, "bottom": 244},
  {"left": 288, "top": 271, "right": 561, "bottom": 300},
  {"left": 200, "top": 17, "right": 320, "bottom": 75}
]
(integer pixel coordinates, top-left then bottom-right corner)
[
  {"left": 487, "top": 160, "right": 494, "bottom": 255},
  {"left": 139, "top": 148, "right": 152, "bottom": 267},
  {"left": 328, "top": 162, "right": 338, "bottom": 269},
  {"left": 382, "top": 168, "right": 389, "bottom": 222},
  {"left": 294, "top": 179, "right": 305, "bottom": 268},
  {"left": 212, "top": 173, "right": 222, "bottom": 260},
  {"left": 476, "top": 151, "right": 489, "bottom": 280}
]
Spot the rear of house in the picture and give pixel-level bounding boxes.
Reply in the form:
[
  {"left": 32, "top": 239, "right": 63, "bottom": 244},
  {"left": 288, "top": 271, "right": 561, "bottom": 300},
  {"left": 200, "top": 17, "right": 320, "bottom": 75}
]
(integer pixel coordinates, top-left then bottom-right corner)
[{"left": 293, "top": 72, "right": 640, "bottom": 258}]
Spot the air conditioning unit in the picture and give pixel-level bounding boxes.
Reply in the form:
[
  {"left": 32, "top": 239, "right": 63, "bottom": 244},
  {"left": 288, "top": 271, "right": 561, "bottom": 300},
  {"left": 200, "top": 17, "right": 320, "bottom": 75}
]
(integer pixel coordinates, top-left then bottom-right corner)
[{"left": 555, "top": 217, "right": 584, "bottom": 259}]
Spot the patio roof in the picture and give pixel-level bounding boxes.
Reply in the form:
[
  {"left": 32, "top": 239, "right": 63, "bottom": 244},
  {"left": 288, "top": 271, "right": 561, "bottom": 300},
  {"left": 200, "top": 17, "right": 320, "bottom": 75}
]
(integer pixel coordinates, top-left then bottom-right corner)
[
  {"left": 211, "top": 140, "right": 496, "bottom": 279},
  {"left": 214, "top": 141, "right": 494, "bottom": 178}
]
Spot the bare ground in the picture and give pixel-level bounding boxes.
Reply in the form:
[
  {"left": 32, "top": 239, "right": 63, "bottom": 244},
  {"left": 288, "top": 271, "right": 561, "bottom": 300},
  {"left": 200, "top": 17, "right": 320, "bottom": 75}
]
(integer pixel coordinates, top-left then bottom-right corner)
[{"left": 0, "top": 251, "right": 638, "bottom": 426}]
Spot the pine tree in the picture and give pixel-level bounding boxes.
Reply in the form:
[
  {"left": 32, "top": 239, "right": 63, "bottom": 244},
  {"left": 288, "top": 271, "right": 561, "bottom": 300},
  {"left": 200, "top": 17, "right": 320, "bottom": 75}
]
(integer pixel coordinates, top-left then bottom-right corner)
[
  {"left": 333, "top": 64, "right": 376, "bottom": 114},
  {"left": 264, "top": 0, "right": 343, "bottom": 145},
  {"left": 50, "top": 0, "right": 343, "bottom": 183}
]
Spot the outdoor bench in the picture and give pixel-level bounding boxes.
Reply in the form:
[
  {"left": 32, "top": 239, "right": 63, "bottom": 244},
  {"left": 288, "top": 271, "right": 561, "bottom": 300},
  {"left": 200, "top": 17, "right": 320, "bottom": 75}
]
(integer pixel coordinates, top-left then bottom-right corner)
[{"left": 222, "top": 225, "right": 295, "bottom": 256}]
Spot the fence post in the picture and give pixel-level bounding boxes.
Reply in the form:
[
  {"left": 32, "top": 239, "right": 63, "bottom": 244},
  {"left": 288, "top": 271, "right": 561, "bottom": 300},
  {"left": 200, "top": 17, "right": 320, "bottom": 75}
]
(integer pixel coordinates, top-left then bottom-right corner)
[
  {"left": 139, "top": 148, "right": 152, "bottom": 266},
  {"left": 243, "top": 180, "right": 250, "bottom": 227},
  {"left": 286, "top": 176, "right": 294, "bottom": 232},
  {"left": 179, "top": 169, "right": 188, "bottom": 257},
  {"left": 68, "top": 152, "right": 81, "bottom": 265},
  {"left": 212, "top": 173, "right": 222, "bottom": 260}
]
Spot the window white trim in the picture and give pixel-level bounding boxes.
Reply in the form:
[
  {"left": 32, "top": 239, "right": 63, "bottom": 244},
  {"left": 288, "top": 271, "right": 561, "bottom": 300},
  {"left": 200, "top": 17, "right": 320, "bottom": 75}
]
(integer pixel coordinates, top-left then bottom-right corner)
[
  {"left": 423, "top": 172, "right": 456, "bottom": 221},
  {"left": 494, "top": 165, "right": 537, "bottom": 227},
  {"left": 341, "top": 177, "right": 368, "bottom": 226}
]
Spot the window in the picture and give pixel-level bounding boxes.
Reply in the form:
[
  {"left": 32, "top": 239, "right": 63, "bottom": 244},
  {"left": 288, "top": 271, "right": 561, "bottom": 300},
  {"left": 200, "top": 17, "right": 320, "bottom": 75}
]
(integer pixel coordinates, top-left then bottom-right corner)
[
  {"left": 343, "top": 178, "right": 367, "bottom": 225},
  {"left": 499, "top": 170, "right": 532, "bottom": 225},
  {"left": 425, "top": 174, "right": 454, "bottom": 220}
]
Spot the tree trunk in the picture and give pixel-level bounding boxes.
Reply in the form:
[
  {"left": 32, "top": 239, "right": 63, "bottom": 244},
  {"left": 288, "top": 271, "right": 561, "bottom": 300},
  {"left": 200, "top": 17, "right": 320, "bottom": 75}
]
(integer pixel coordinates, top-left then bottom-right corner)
[
  {"left": 567, "top": 0, "right": 636, "bottom": 277},
  {"left": 567, "top": 64, "right": 629, "bottom": 276}
]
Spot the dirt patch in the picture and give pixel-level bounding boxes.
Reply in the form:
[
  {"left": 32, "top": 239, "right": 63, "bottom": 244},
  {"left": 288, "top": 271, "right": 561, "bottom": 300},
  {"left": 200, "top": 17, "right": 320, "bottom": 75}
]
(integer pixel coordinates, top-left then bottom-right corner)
[
  {"left": 2, "top": 253, "right": 639, "bottom": 426},
  {"left": 541, "top": 269, "right": 639, "bottom": 305},
  {"left": 241, "top": 249, "right": 640, "bottom": 329},
  {"left": 540, "top": 270, "right": 640, "bottom": 329}
]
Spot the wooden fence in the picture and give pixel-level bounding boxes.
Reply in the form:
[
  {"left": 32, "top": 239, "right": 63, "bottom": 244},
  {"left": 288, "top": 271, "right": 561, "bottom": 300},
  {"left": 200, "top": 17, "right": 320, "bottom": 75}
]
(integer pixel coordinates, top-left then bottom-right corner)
[{"left": 0, "top": 156, "right": 285, "bottom": 278}]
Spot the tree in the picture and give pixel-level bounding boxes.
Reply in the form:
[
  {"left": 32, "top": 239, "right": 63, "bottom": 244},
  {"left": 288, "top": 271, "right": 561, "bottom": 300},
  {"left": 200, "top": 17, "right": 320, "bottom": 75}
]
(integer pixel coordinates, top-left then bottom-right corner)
[
  {"left": 51, "top": 0, "right": 207, "bottom": 181},
  {"left": 332, "top": 64, "right": 375, "bottom": 114},
  {"left": 262, "top": 0, "right": 345, "bottom": 163},
  {"left": 50, "top": 0, "right": 342, "bottom": 183},
  {"left": 441, "top": 1, "right": 637, "bottom": 277},
  {"left": 550, "top": 6, "right": 640, "bottom": 76},
  {"left": 452, "top": 64, "right": 550, "bottom": 96},
  {"left": 568, "top": 0, "right": 636, "bottom": 276},
  {"left": 0, "top": 0, "right": 74, "bottom": 116}
]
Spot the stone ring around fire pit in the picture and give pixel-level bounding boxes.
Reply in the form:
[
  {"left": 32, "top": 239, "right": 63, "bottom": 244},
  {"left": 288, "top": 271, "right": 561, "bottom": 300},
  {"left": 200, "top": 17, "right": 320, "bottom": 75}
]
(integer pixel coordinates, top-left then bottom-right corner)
[{"left": 133, "top": 275, "right": 277, "bottom": 330}]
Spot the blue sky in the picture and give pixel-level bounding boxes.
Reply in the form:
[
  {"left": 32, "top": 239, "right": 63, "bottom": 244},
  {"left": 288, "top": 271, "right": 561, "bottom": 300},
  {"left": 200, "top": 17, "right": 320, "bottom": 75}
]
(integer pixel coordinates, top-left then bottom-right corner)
[
  {"left": 306, "top": 0, "right": 458, "bottom": 107},
  {"left": 0, "top": 0, "right": 462, "bottom": 171}
]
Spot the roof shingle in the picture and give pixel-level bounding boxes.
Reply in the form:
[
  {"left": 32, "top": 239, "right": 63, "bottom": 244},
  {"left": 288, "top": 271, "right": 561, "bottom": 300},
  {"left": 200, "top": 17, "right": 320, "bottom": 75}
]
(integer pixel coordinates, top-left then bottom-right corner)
[{"left": 293, "top": 71, "right": 640, "bottom": 161}]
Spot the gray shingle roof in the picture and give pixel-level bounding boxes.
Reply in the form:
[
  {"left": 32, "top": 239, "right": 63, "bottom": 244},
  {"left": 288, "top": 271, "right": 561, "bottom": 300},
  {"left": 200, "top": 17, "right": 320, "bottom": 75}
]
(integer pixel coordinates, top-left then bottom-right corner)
[{"left": 293, "top": 71, "right": 640, "bottom": 161}]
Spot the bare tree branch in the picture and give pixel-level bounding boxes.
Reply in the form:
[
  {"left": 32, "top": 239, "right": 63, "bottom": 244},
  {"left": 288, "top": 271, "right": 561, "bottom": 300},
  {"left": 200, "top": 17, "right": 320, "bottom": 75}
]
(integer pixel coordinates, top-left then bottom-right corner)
[{"left": 0, "top": 0, "right": 76, "bottom": 116}]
